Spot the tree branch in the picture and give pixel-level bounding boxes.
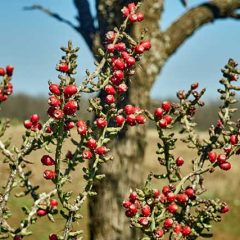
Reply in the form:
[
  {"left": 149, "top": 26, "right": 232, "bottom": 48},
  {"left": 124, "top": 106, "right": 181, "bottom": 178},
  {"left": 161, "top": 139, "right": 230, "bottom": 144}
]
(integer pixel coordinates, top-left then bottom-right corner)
[{"left": 163, "top": 0, "right": 240, "bottom": 57}]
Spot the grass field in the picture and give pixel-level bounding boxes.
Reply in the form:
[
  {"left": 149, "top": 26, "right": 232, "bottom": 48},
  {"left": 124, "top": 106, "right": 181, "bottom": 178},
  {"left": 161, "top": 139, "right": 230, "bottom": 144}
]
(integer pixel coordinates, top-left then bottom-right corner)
[{"left": 1, "top": 126, "right": 240, "bottom": 239}]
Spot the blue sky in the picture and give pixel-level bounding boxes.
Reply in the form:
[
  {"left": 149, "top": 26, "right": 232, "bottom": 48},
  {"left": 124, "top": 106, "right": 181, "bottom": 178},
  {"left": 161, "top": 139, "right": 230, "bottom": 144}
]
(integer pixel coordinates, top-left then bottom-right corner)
[{"left": 0, "top": 0, "right": 240, "bottom": 100}]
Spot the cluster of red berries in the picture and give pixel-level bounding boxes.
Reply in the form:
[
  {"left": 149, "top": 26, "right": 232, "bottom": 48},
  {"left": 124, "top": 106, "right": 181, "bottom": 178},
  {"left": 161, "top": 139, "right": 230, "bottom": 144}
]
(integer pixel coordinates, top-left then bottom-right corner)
[
  {"left": 123, "top": 188, "right": 194, "bottom": 238},
  {"left": 0, "top": 65, "right": 14, "bottom": 102},
  {"left": 23, "top": 114, "right": 42, "bottom": 132},
  {"left": 48, "top": 83, "right": 78, "bottom": 120},
  {"left": 36, "top": 198, "right": 58, "bottom": 218},
  {"left": 40, "top": 155, "right": 56, "bottom": 180},
  {"left": 154, "top": 101, "right": 173, "bottom": 128},
  {"left": 122, "top": 3, "right": 144, "bottom": 22},
  {"left": 207, "top": 134, "right": 238, "bottom": 171}
]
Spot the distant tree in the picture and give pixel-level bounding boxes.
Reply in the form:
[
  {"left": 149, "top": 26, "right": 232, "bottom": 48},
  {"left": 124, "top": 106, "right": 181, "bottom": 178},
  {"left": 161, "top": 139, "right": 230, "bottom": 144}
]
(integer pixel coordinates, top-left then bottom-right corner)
[{"left": 25, "top": 1, "right": 240, "bottom": 239}]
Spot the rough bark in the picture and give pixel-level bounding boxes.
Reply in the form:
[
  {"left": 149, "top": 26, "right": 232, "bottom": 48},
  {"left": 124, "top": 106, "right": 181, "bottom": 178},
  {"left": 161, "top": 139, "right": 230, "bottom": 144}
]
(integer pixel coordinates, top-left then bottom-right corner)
[{"left": 24, "top": 0, "right": 240, "bottom": 239}]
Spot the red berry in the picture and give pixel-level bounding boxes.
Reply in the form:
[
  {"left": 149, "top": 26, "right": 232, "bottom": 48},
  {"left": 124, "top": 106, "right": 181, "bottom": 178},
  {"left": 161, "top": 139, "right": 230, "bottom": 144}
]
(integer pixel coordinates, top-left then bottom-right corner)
[
  {"left": 138, "top": 217, "right": 149, "bottom": 226},
  {"left": 126, "top": 56, "right": 136, "bottom": 66},
  {"left": 30, "top": 114, "right": 40, "bottom": 123},
  {"left": 6, "top": 65, "right": 14, "bottom": 76},
  {"left": 58, "top": 63, "right": 69, "bottom": 73},
  {"left": 115, "top": 115, "right": 125, "bottom": 126},
  {"left": 185, "top": 187, "right": 195, "bottom": 199},
  {"left": 174, "top": 224, "right": 182, "bottom": 234},
  {"left": 86, "top": 138, "right": 97, "bottom": 150},
  {"left": 65, "top": 151, "right": 73, "bottom": 160},
  {"left": 49, "top": 84, "right": 61, "bottom": 96},
  {"left": 162, "top": 186, "right": 171, "bottom": 196},
  {"left": 124, "top": 105, "right": 135, "bottom": 115},
  {"left": 37, "top": 208, "right": 47, "bottom": 217},
  {"left": 129, "top": 191, "right": 138, "bottom": 202},
  {"left": 159, "top": 118, "right": 168, "bottom": 128},
  {"left": 64, "top": 100, "right": 78, "bottom": 115},
  {"left": 223, "top": 145, "right": 232, "bottom": 154},
  {"left": 0, "top": 67, "right": 5, "bottom": 76},
  {"left": 82, "top": 150, "right": 93, "bottom": 159},
  {"left": 113, "top": 58, "right": 125, "bottom": 70},
  {"left": 135, "top": 45, "right": 145, "bottom": 54},
  {"left": 43, "top": 170, "right": 56, "bottom": 180},
  {"left": 23, "top": 120, "right": 32, "bottom": 129},
  {"left": 153, "top": 189, "right": 160, "bottom": 198},
  {"left": 154, "top": 108, "right": 164, "bottom": 119},
  {"left": 137, "top": 12, "right": 144, "bottom": 21},
  {"left": 50, "top": 199, "right": 58, "bottom": 208},
  {"left": 122, "top": 6, "right": 129, "bottom": 17},
  {"left": 140, "top": 40, "right": 151, "bottom": 50},
  {"left": 76, "top": 120, "right": 87, "bottom": 135},
  {"left": 128, "top": 3, "right": 136, "bottom": 13},
  {"left": 105, "top": 31, "right": 115, "bottom": 43},
  {"left": 49, "top": 234, "right": 58, "bottom": 240},
  {"left": 110, "top": 76, "right": 121, "bottom": 85},
  {"left": 176, "top": 156, "right": 184, "bottom": 166},
  {"left": 106, "top": 44, "right": 115, "bottom": 53},
  {"left": 114, "top": 70, "right": 124, "bottom": 80},
  {"left": 217, "top": 154, "right": 227, "bottom": 164},
  {"left": 64, "top": 85, "right": 78, "bottom": 98},
  {"left": 154, "top": 228, "right": 164, "bottom": 238},
  {"left": 105, "top": 85, "right": 116, "bottom": 95},
  {"left": 164, "top": 218, "right": 173, "bottom": 228},
  {"left": 141, "top": 205, "right": 151, "bottom": 217},
  {"left": 96, "top": 118, "right": 107, "bottom": 128},
  {"left": 64, "top": 121, "right": 75, "bottom": 130},
  {"left": 164, "top": 115, "right": 172, "bottom": 124},
  {"left": 129, "top": 204, "right": 137, "bottom": 215},
  {"left": 126, "top": 114, "right": 136, "bottom": 126},
  {"left": 220, "top": 162, "right": 231, "bottom": 171},
  {"left": 53, "top": 109, "right": 64, "bottom": 120},
  {"left": 162, "top": 101, "right": 171, "bottom": 112},
  {"left": 95, "top": 146, "right": 107, "bottom": 155},
  {"left": 176, "top": 193, "right": 189, "bottom": 203},
  {"left": 230, "top": 134, "right": 238, "bottom": 145},
  {"left": 208, "top": 151, "right": 217, "bottom": 163},
  {"left": 129, "top": 14, "right": 138, "bottom": 22},
  {"left": 167, "top": 203, "right": 178, "bottom": 213},
  {"left": 114, "top": 42, "right": 126, "bottom": 51},
  {"left": 117, "top": 83, "right": 128, "bottom": 93},
  {"left": 136, "top": 114, "right": 146, "bottom": 124},
  {"left": 182, "top": 226, "right": 191, "bottom": 236},
  {"left": 48, "top": 96, "right": 61, "bottom": 107},
  {"left": 122, "top": 200, "right": 131, "bottom": 208},
  {"left": 191, "top": 82, "right": 199, "bottom": 90},
  {"left": 41, "top": 155, "right": 55, "bottom": 166},
  {"left": 166, "top": 192, "right": 175, "bottom": 202},
  {"left": 105, "top": 94, "right": 116, "bottom": 104},
  {"left": 220, "top": 205, "right": 229, "bottom": 213}
]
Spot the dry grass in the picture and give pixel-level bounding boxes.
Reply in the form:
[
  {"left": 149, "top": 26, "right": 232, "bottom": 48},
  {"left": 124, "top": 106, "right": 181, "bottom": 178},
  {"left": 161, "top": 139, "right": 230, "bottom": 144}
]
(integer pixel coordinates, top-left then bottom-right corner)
[{"left": 1, "top": 126, "right": 240, "bottom": 239}]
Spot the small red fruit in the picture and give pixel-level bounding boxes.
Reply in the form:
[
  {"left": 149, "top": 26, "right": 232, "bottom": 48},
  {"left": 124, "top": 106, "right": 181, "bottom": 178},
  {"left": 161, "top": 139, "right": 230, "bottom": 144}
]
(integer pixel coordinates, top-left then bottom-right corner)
[
  {"left": 30, "top": 114, "right": 40, "bottom": 123},
  {"left": 129, "top": 14, "right": 138, "bottom": 22},
  {"left": 13, "top": 236, "right": 23, "bottom": 240},
  {"left": 41, "top": 155, "right": 55, "bottom": 166},
  {"left": 53, "top": 109, "right": 64, "bottom": 120},
  {"left": 138, "top": 217, "right": 149, "bottom": 226},
  {"left": 64, "top": 85, "right": 78, "bottom": 98},
  {"left": 154, "top": 107, "right": 164, "bottom": 119},
  {"left": 140, "top": 40, "right": 151, "bottom": 50},
  {"left": 117, "top": 83, "right": 128, "bottom": 93},
  {"left": 230, "top": 134, "right": 238, "bottom": 145},
  {"left": 58, "top": 63, "right": 69, "bottom": 72},
  {"left": 76, "top": 120, "right": 87, "bottom": 135},
  {"left": 48, "top": 96, "right": 61, "bottom": 107},
  {"left": 23, "top": 120, "right": 32, "bottom": 129},
  {"left": 162, "top": 186, "right": 171, "bottom": 196},
  {"left": 105, "top": 85, "right": 116, "bottom": 95},
  {"left": 220, "top": 205, "right": 229, "bottom": 213},
  {"left": 153, "top": 189, "right": 160, "bottom": 198},
  {"left": 37, "top": 208, "right": 47, "bottom": 217},
  {"left": 162, "top": 101, "right": 171, "bottom": 112},
  {"left": 164, "top": 115, "right": 172, "bottom": 124},
  {"left": 95, "top": 146, "right": 107, "bottom": 155},
  {"left": 113, "top": 58, "right": 125, "bottom": 70},
  {"left": 137, "top": 12, "right": 144, "bottom": 21},
  {"left": 114, "top": 70, "right": 124, "bottom": 80},
  {"left": 6, "top": 65, "right": 14, "bottom": 76},
  {"left": 159, "top": 118, "right": 168, "bottom": 128},
  {"left": 86, "top": 138, "right": 97, "bottom": 150},
  {"left": 105, "top": 31, "right": 115, "bottom": 43},
  {"left": 135, "top": 45, "right": 145, "bottom": 54},
  {"left": 122, "top": 200, "right": 131, "bottom": 208},
  {"left": 124, "top": 105, "right": 135, "bottom": 115},
  {"left": 220, "top": 162, "right": 231, "bottom": 171},
  {"left": 176, "top": 193, "right": 189, "bottom": 203},
  {"left": 191, "top": 82, "right": 199, "bottom": 90},
  {"left": 166, "top": 192, "right": 175, "bottom": 202},
  {"left": 43, "top": 170, "right": 56, "bottom": 180},
  {"left": 217, "top": 154, "right": 227, "bottom": 164},
  {"left": 96, "top": 118, "right": 107, "bottom": 128},
  {"left": 136, "top": 114, "right": 146, "bottom": 124},
  {"left": 0, "top": 67, "right": 5, "bottom": 76},
  {"left": 174, "top": 224, "right": 182, "bottom": 234},
  {"left": 129, "top": 191, "right": 138, "bottom": 202},
  {"left": 167, "top": 203, "right": 178, "bottom": 213},
  {"left": 208, "top": 151, "right": 217, "bottom": 163},
  {"left": 49, "top": 234, "right": 58, "bottom": 240},
  {"left": 128, "top": 3, "right": 136, "bottom": 13},
  {"left": 154, "top": 228, "right": 164, "bottom": 238},
  {"left": 49, "top": 84, "right": 61, "bottom": 96},
  {"left": 185, "top": 187, "right": 195, "bottom": 199},
  {"left": 82, "top": 150, "right": 93, "bottom": 159},
  {"left": 141, "top": 205, "right": 151, "bottom": 217},
  {"left": 50, "top": 199, "right": 58, "bottom": 208},
  {"left": 63, "top": 100, "right": 78, "bottom": 115},
  {"left": 182, "top": 226, "right": 191, "bottom": 236},
  {"left": 176, "top": 156, "right": 184, "bottom": 166},
  {"left": 105, "top": 94, "right": 116, "bottom": 105},
  {"left": 115, "top": 115, "right": 125, "bottom": 126},
  {"left": 126, "top": 114, "right": 136, "bottom": 126},
  {"left": 164, "top": 218, "right": 173, "bottom": 228}
]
